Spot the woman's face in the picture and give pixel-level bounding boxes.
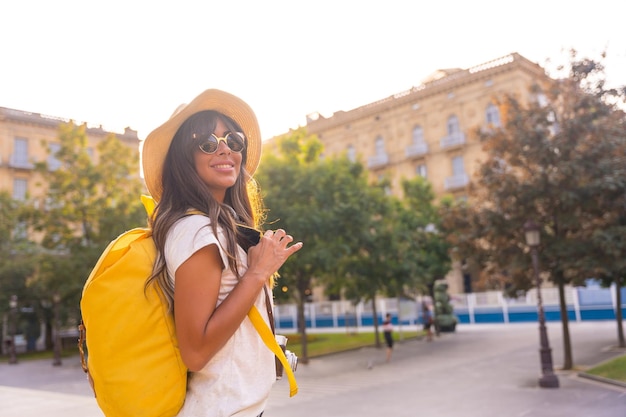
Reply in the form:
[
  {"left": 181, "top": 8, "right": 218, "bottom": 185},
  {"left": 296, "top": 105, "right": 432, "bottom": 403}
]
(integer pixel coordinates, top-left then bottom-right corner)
[{"left": 193, "top": 118, "right": 243, "bottom": 203}]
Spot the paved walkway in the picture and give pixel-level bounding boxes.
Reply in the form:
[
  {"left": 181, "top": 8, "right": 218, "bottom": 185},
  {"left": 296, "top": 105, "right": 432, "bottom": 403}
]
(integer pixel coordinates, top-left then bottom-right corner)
[{"left": 1, "top": 321, "right": 625, "bottom": 417}]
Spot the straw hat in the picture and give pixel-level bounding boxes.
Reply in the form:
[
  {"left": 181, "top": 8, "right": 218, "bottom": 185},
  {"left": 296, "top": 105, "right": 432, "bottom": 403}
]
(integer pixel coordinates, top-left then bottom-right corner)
[{"left": 142, "top": 89, "right": 262, "bottom": 202}]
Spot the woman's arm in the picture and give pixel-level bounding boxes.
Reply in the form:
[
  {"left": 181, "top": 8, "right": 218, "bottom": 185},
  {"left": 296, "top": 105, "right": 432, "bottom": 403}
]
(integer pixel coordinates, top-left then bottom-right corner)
[{"left": 174, "top": 229, "right": 302, "bottom": 371}]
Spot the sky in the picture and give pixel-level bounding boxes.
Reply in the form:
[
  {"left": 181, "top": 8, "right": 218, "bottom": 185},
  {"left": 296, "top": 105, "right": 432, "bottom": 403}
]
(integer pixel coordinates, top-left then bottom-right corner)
[{"left": 2, "top": 0, "right": 625, "bottom": 141}]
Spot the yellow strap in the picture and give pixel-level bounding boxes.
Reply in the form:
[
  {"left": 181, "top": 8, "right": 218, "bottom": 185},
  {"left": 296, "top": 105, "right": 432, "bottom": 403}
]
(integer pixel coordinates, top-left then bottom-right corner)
[
  {"left": 141, "top": 194, "right": 156, "bottom": 217},
  {"left": 248, "top": 306, "right": 298, "bottom": 397}
]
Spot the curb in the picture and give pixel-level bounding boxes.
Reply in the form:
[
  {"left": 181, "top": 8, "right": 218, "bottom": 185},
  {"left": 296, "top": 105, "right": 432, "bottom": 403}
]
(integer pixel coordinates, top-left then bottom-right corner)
[{"left": 577, "top": 372, "right": 626, "bottom": 389}]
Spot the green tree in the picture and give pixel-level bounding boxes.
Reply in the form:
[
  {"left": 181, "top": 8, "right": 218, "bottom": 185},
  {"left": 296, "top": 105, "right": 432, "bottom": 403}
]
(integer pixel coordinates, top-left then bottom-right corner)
[
  {"left": 257, "top": 128, "right": 373, "bottom": 362},
  {"left": 340, "top": 176, "right": 451, "bottom": 344},
  {"left": 0, "top": 192, "right": 37, "bottom": 312},
  {"left": 440, "top": 51, "right": 626, "bottom": 369},
  {"left": 583, "top": 113, "right": 626, "bottom": 347},
  {"left": 338, "top": 181, "right": 396, "bottom": 347},
  {"left": 28, "top": 122, "right": 146, "bottom": 324},
  {"left": 399, "top": 177, "right": 451, "bottom": 296}
]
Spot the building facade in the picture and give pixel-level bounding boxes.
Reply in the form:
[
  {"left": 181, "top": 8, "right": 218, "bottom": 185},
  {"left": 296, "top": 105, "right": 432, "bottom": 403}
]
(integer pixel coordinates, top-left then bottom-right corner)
[
  {"left": 0, "top": 107, "right": 141, "bottom": 203},
  {"left": 306, "top": 53, "right": 547, "bottom": 200},
  {"left": 268, "top": 53, "right": 551, "bottom": 295}
]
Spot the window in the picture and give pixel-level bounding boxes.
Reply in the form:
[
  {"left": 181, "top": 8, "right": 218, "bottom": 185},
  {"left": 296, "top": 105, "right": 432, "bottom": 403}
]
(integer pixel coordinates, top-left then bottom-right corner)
[
  {"left": 48, "top": 143, "right": 62, "bottom": 171},
  {"left": 347, "top": 145, "right": 356, "bottom": 163},
  {"left": 441, "top": 115, "right": 465, "bottom": 149},
  {"left": 12, "top": 137, "right": 29, "bottom": 166},
  {"left": 485, "top": 104, "right": 501, "bottom": 127},
  {"left": 406, "top": 125, "right": 428, "bottom": 157},
  {"left": 447, "top": 116, "right": 460, "bottom": 135},
  {"left": 416, "top": 164, "right": 427, "bottom": 178},
  {"left": 412, "top": 126, "right": 425, "bottom": 144},
  {"left": 444, "top": 156, "right": 469, "bottom": 190},
  {"left": 374, "top": 136, "right": 385, "bottom": 155},
  {"left": 13, "top": 178, "right": 28, "bottom": 201},
  {"left": 452, "top": 156, "right": 465, "bottom": 175},
  {"left": 368, "top": 136, "right": 389, "bottom": 168}
]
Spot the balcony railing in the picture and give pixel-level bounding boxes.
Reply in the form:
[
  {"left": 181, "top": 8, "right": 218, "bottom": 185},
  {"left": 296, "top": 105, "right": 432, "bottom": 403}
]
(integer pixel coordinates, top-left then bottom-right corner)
[
  {"left": 405, "top": 142, "right": 428, "bottom": 158},
  {"left": 367, "top": 153, "right": 389, "bottom": 169},
  {"left": 444, "top": 173, "right": 469, "bottom": 190},
  {"left": 440, "top": 132, "right": 466, "bottom": 149},
  {"left": 9, "top": 155, "right": 34, "bottom": 169}
]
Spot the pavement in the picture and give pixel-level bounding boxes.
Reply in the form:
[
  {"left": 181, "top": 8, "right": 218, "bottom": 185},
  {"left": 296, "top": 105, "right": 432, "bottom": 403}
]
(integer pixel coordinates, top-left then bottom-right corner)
[{"left": 1, "top": 321, "right": 625, "bottom": 417}]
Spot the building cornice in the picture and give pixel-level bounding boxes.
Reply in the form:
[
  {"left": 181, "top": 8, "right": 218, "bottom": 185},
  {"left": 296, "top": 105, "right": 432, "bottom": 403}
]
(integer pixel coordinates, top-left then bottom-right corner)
[
  {"left": 0, "top": 106, "right": 139, "bottom": 141},
  {"left": 306, "top": 53, "right": 547, "bottom": 132}
]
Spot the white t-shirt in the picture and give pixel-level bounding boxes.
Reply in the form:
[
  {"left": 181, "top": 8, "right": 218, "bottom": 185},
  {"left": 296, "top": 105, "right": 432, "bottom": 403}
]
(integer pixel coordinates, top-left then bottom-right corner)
[{"left": 165, "top": 215, "right": 275, "bottom": 417}]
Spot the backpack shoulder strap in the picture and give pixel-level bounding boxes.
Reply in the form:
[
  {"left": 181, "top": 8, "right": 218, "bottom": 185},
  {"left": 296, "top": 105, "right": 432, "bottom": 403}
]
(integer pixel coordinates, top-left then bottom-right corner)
[{"left": 248, "top": 306, "right": 298, "bottom": 397}]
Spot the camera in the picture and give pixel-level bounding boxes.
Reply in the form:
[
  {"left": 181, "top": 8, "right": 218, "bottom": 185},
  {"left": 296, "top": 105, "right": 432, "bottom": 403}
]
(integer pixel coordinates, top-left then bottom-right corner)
[{"left": 275, "top": 335, "right": 298, "bottom": 379}]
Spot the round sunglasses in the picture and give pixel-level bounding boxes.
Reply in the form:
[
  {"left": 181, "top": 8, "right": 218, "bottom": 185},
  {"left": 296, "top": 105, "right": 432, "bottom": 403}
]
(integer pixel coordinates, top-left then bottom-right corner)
[{"left": 193, "top": 131, "right": 246, "bottom": 154}]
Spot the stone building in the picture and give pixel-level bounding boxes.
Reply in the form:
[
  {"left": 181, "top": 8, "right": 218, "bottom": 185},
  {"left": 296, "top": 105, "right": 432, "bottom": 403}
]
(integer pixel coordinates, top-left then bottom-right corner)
[
  {"left": 0, "top": 107, "right": 141, "bottom": 203},
  {"left": 265, "top": 53, "right": 552, "bottom": 295}
]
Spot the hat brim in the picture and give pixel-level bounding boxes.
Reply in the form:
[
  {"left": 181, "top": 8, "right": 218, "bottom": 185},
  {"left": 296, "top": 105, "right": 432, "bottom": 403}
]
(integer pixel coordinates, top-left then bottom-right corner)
[{"left": 142, "top": 89, "right": 262, "bottom": 202}]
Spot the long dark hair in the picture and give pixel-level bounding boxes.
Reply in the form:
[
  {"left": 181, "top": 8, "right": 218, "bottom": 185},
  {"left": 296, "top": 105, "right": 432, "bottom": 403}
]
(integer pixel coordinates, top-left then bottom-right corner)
[{"left": 147, "top": 110, "right": 264, "bottom": 310}]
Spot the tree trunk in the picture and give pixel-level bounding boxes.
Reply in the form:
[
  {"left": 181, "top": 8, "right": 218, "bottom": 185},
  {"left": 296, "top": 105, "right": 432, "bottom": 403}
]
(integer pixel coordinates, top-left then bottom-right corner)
[
  {"left": 615, "top": 276, "right": 625, "bottom": 348},
  {"left": 557, "top": 280, "right": 573, "bottom": 370},
  {"left": 371, "top": 296, "right": 381, "bottom": 348},
  {"left": 296, "top": 286, "right": 309, "bottom": 364},
  {"left": 45, "top": 319, "right": 53, "bottom": 351}
]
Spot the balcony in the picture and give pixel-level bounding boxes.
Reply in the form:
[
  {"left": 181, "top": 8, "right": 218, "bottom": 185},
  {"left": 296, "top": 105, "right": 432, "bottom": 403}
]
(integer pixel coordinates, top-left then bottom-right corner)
[
  {"left": 367, "top": 153, "right": 389, "bottom": 169},
  {"left": 405, "top": 142, "right": 428, "bottom": 158},
  {"left": 444, "top": 173, "right": 469, "bottom": 190},
  {"left": 9, "top": 155, "right": 34, "bottom": 170},
  {"left": 440, "top": 132, "right": 466, "bottom": 149}
]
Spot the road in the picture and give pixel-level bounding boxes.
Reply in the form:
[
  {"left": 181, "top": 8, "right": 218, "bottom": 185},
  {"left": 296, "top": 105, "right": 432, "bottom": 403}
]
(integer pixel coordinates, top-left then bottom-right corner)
[
  {"left": 265, "top": 321, "right": 626, "bottom": 417},
  {"left": 1, "top": 321, "right": 625, "bottom": 416}
]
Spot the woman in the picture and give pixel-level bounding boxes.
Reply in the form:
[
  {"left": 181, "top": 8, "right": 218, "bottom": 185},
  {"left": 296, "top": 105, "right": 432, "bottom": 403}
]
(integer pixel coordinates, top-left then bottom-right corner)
[{"left": 142, "top": 89, "right": 303, "bottom": 417}]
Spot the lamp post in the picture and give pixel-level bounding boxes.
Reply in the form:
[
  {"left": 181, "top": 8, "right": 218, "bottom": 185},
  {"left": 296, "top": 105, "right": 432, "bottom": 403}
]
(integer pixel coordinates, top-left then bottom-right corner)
[
  {"left": 8, "top": 295, "right": 18, "bottom": 364},
  {"left": 52, "top": 293, "right": 62, "bottom": 366},
  {"left": 524, "top": 220, "right": 559, "bottom": 388}
]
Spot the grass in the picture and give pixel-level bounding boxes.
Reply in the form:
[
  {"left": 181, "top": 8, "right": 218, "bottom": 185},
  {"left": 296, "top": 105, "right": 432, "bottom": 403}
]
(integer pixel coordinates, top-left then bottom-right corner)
[
  {"left": 0, "top": 346, "right": 81, "bottom": 363},
  {"left": 586, "top": 354, "right": 626, "bottom": 383},
  {"left": 281, "top": 330, "right": 423, "bottom": 358},
  {"left": 3, "top": 331, "right": 422, "bottom": 363}
]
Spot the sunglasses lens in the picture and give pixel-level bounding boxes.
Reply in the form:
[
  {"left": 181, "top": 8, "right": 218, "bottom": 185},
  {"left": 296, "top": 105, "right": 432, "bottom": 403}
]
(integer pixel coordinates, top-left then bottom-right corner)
[
  {"left": 198, "top": 137, "right": 218, "bottom": 154},
  {"left": 226, "top": 132, "right": 245, "bottom": 152}
]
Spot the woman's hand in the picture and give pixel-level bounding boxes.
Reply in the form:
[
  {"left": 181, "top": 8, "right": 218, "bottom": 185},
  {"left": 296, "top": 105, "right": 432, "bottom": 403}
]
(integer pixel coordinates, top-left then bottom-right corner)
[{"left": 246, "top": 229, "right": 303, "bottom": 283}]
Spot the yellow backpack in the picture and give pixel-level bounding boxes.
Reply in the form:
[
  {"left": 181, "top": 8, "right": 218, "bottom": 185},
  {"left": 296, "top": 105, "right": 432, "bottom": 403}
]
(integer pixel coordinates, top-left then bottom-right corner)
[{"left": 79, "top": 196, "right": 297, "bottom": 417}]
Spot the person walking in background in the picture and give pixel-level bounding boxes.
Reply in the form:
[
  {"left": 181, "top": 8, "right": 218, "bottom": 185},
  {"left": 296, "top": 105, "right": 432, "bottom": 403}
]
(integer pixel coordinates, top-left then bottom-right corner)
[
  {"left": 382, "top": 313, "right": 394, "bottom": 362},
  {"left": 422, "top": 301, "right": 434, "bottom": 342},
  {"left": 143, "top": 89, "right": 303, "bottom": 417}
]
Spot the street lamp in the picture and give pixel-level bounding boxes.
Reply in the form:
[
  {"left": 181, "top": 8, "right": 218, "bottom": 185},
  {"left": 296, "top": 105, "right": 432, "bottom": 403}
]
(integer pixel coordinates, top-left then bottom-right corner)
[
  {"left": 52, "top": 293, "right": 62, "bottom": 366},
  {"left": 524, "top": 220, "right": 559, "bottom": 388},
  {"left": 8, "top": 295, "right": 18, "bottom": 364}
]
